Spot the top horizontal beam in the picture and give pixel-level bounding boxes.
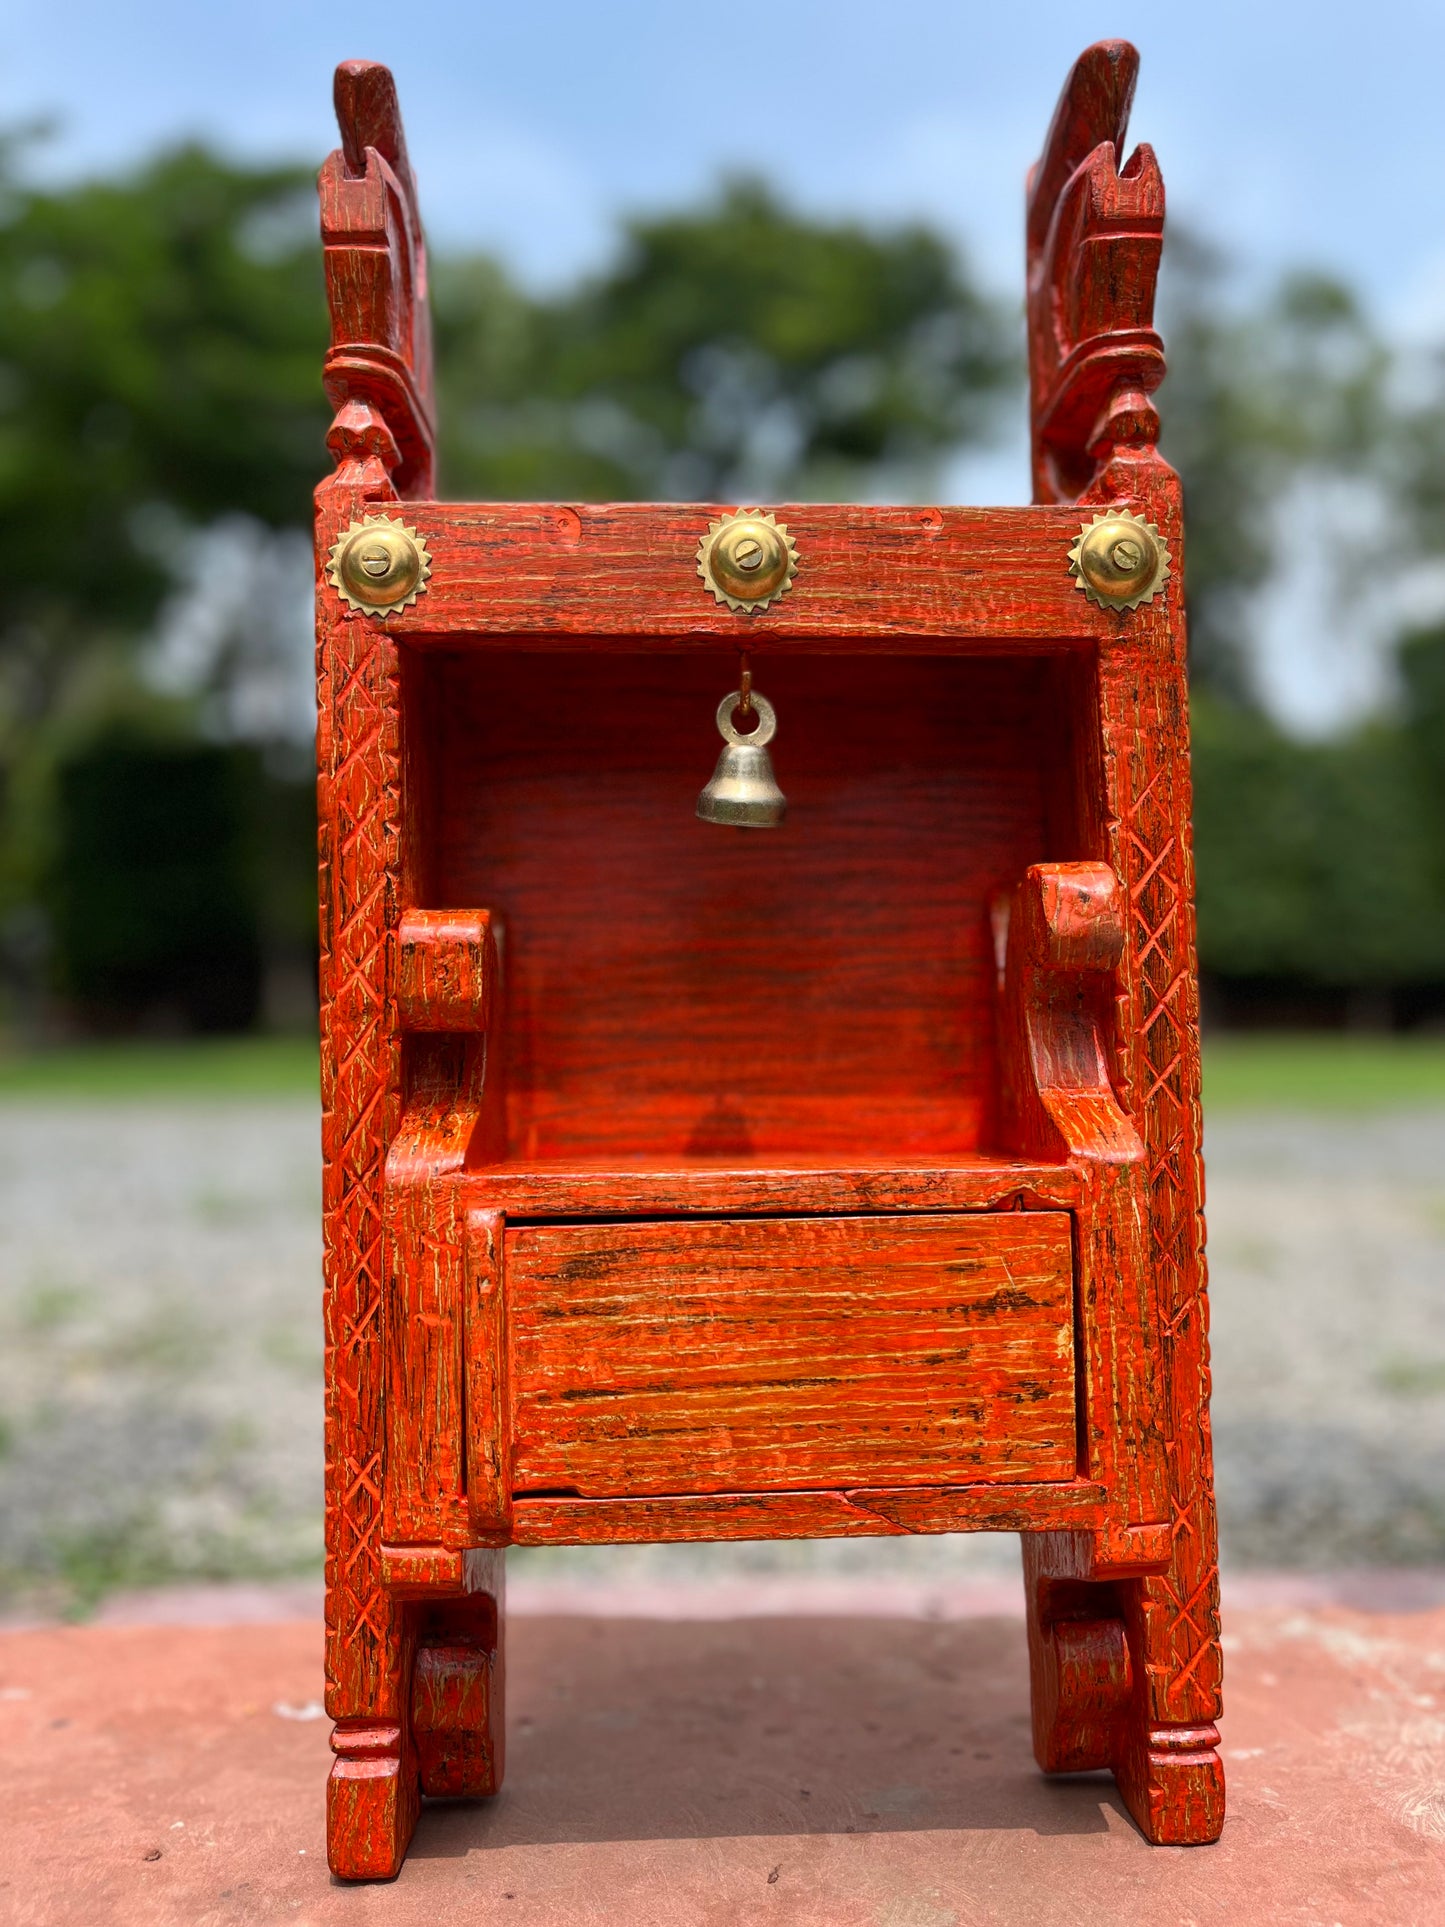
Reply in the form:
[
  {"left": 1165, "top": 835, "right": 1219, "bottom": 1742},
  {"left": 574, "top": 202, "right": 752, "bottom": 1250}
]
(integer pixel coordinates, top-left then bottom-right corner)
[{"left": 321, "top": 501, "right": 1149, "bottom": 647}]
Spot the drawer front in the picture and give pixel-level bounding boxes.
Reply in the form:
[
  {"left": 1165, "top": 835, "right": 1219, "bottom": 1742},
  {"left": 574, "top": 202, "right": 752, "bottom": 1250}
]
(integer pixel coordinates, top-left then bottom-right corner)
[{"left": 505, "top": 1212, "right": 1076, "bottom": 1498}]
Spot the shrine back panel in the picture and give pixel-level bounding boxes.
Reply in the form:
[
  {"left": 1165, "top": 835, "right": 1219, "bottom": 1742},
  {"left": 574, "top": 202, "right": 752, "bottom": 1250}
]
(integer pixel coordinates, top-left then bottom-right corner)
[{"left": 412, "top": 650, "right": 1087, "bottom": 1163}]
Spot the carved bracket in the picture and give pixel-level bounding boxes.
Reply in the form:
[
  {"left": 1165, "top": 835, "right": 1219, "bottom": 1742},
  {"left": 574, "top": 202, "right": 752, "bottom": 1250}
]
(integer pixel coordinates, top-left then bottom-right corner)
[
  {"left": 998, "top": 861, "right": 1143, "bottom": 1164},
  {"left": 411, "top": 1587, "right": 506, "bottom": 1799},
  {"left": 1025, "top": 1567, "right": 1134, "bottom": 1774}
]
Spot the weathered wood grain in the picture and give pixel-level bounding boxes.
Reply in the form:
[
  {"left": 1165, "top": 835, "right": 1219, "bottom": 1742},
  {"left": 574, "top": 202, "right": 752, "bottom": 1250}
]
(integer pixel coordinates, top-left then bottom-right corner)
[
  {"left": 411, "top": 1589, "right": 505, "bottom": 1799},
  {"left": 382, "top": 1043, "right": 488, "bottom": 1548},
  {"left": 427, "top": 653, "right": 1076, "bottom": 1164},
  {"left": 1019, "top": 40, "right": 1224, "bottom": 1846},
  {"left": 1027, "top": 39, "right": 1165, "bottom": 503},
  {"left": 463, "top": 1209, "right": 511, "bottom": 1535},
  {"left": 460, "top": 1158, "right": 1082, "bottom": 1220},
  {"left": 320, "top": 61, "right": 434, "bottom": 500},
  {"left": 319, "top": 500, "right": 1135, "bottom": 645},
  {"left": 510, "top": 1479, "right": 1109, "bottom": 1545},
  {"left": 315, "top": 39, "right": 1224, "bottom": 1878},
  {"left": 396, "top": 908, "right": 497, "bottom": 1032},
  {"left": 507, "top": 1214, "right": 1076, "bottom": 1496}
]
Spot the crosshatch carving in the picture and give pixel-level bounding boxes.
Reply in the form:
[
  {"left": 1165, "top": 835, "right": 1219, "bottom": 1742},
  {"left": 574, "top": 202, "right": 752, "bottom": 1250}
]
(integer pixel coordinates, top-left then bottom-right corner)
[{"left": 314, "top": 41, "right": 1224, "bottom": 1880}]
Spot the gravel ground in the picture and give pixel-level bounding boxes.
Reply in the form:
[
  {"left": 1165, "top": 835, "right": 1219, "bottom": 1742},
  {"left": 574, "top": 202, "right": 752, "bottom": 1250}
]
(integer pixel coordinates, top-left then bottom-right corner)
[{"left": 1, "top": 1099, "right": 1442, "bottom": 1611}]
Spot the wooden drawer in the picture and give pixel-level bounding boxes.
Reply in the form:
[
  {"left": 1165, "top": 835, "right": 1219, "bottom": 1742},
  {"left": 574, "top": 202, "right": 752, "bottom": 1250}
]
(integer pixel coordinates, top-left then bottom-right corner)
[{"left": 504, "top": 1212, "right": 1077, "bottom": 1498}]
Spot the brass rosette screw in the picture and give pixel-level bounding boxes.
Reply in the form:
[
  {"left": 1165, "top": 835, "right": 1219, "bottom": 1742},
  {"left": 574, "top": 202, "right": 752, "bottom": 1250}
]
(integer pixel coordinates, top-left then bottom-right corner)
[
  {"left": 327, "top": 514, "right": 432, "bottom": 617},
  {"left": 1068, "top": 508, "right": 1170, "bottom": 612},
  {"left": 697, "top": 508, "right": 799, "bottom": 614}
]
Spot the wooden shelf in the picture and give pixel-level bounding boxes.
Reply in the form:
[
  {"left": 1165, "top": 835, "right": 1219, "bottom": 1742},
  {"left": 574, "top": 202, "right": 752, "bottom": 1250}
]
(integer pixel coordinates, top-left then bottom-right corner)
[{"left": 459, "top": 1153, "right": 1083, "bottom": 1219}]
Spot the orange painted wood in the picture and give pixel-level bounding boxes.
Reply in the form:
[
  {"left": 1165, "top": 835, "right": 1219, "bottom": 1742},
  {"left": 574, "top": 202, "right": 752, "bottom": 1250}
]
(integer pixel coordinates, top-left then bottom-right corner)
[
  {"left": 320, "top": 61, "right": 434, "bottom": 499},
  {"left": 378, "top": 1544, "right": 466, "bottom": 1594},
  {"left": 1020, "top": 40, "right": 1224, "bottom": 1846},
  {"left": 1027, "top": 39, "right": 1165, "bottom": 503},
  {"left": 382, "top": 1049, "right": 489, "bottom": 1548},
  {"left": 326, "top": 1717, "right": 417, "bottom": 1882},
  {"left": 509, "top": 1480, "right": 1108, "bottom": 1546},
  {"left": 459, "top": 1157, "right": 1082, "bottom": 1221},
  {"left": 424, "top": 653, "right": 1079, "bottom": 1164},
  {"left": 411, "top": 1586, "right": 505, "bottom": 1799},
  {"left": 463, "top": 1209, "right": 511, "bottom": 1535},
  {"left": 505, "top": 1213, "right": 1076, "bottom": 1498},
  {"left": 396, "top": 908, "right": 497, "bottom": 1032},
  {"left": 314, "top": 41, "right": 1223, "bottom": 1878},
  {"left": 324, "top": 501, "right": 1120, "bottom": 645}
]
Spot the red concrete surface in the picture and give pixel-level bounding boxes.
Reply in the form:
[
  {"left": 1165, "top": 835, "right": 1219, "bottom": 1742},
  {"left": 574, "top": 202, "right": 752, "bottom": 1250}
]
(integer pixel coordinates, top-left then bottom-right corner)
[{"left": 2, "top": 1581, "right": 1443, "bottom": 1926}]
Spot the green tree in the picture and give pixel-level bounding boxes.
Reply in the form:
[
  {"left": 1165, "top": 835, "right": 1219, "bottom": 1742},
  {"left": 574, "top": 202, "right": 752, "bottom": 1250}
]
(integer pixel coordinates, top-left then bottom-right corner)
[
  {"left": 1192, "top": 695, "right": 1445, "bottom": 993},
  {"left": 1399, "top": 624, "right": 1445, "bottom": 889},
  {"left": 437, "top": 178, "right": 1013, "bottom": 503},
  {"left": 1159, "top": 239, "right": 1390, "bottom": 702},
  {"left": 0, "top": 140, "right": 326, "bottom": 694},
  {"left": 0, "top": 139, "right": 329, "bottom": 941}
]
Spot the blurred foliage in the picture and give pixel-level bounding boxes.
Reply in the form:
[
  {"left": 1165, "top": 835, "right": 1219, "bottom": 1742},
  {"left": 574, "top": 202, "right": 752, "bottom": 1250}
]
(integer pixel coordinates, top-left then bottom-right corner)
[
  {"left": 0, "top": 133, "right": 1441, "bottom": 1035},
  {"left": 1158, "top": 236, "right": 1391, "bottom": 702},
  {"left": 0, "top": 137, "right": 329, "bottom": 1002},
  {"left": 436, "top": 177, "right": 1013, "bottom": 501},
  {"left": 1192, "top": 697, "right": 1445, "bottom": 991},
  {"left": 49, "top": 731, "right": 264, "bottom": 1031},
  {"left": 0, "top": 141, "right": 326, "bottom": 733},
  {"left": 1400, "top": 625, "right": 1445, "bottom": 867}
]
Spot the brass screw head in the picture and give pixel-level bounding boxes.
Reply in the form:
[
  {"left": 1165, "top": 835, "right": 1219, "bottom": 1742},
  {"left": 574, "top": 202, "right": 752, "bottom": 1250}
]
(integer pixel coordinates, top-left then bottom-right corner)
[
  {"left": 698, "top": 509, "right": 799, "bottom": 614},
  {"left": 327, "top": 515, "right": 432, "bottom": 616},
  {"left": 1068, "top": 509, "right": 1171, "bottom": 612}
]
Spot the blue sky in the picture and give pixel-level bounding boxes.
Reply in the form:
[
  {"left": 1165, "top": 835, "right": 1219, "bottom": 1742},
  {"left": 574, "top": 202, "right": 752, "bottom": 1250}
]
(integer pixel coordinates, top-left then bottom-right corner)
[
  {"left": 7, "top": 0, "right": 1441, "bottom": 729},
  {"left": 6, "top": 0, "right": 1443, "bottom": 329}
]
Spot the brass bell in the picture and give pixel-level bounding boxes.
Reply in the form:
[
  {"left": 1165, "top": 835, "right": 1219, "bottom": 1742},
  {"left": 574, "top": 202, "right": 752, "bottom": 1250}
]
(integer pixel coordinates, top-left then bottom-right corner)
[{"left": 696, "top": 690, "right": 787, "bottom": 828}]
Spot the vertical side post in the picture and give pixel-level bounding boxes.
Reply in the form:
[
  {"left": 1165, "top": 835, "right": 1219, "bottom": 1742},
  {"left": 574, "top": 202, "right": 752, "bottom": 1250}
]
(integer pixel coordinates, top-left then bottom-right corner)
[
  {"left": 317, "top": 60, "right": 432, "bottom": 1881},
  {"left": 1021, "top": 41, "right": 1224, "bottom": 1847}
]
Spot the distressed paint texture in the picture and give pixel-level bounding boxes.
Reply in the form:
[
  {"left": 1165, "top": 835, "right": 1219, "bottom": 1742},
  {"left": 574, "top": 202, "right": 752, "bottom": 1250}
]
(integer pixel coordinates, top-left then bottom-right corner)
[
  {"left": 507, "top": 1214, "right": 1077, "bottom": 1496},
  {"left": 316, "top": 39, "right": 1222, "bottom": 1879}
]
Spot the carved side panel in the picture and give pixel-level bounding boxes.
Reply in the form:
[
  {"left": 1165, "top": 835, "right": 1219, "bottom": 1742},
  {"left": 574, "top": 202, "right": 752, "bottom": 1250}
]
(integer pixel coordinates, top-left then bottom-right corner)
[
  {"left": 1026, "top": 39, "right": 1223, "bottom": 1742},
  {"left": 317, "top": 58, "right": 436, "bottom": 1725},
  {"left": 318, "top": 595, "right": 404, "bottom": 1720},
  {"left": 1096, "top": 465, "right": 1221, "bottom": 1730}
]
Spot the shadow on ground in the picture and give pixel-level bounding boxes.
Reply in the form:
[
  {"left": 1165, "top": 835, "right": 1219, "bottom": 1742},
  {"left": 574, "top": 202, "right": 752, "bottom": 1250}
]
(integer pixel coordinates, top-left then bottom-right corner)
[{"left": 410, "top": 1614, "right": 1124, "bottom": 1856}]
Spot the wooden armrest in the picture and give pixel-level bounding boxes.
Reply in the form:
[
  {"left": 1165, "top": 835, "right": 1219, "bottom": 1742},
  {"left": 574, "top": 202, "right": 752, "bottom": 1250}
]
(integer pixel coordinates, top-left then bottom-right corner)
[
  {"left": 998, "top": 862, "right": 1142, "bottom": 1164},
  {"left": 397, "top": 909, "right": 499, "bottom": 1032}
]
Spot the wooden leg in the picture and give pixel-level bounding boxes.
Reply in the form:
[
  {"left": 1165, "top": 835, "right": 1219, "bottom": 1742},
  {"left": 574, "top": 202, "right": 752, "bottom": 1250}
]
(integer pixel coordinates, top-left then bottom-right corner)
[
  {"left": 1023, "top": 1531, "right": 1225, "bottom": 1845},
  {"left": 1111, "top": 1552, "right": 1226, "bottom": 1845},
  {"left": 1113, "top": 1709, "right": 1227, "bottom": 1846},
  {"left": 413, "top": 1589, "right": 506, "bottom": 1799},
  {"left": 326, "top": 1613, "right": 419, "bottom": 1881}
]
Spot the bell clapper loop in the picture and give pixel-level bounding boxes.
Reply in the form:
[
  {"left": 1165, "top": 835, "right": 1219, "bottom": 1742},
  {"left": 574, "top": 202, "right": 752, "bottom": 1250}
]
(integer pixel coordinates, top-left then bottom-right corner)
[
  {"left": 737, "top": 650, "right": 753, "bottom": 722},
  {"left": 696, "top": 687, "right": 787, "bottom": 829}
]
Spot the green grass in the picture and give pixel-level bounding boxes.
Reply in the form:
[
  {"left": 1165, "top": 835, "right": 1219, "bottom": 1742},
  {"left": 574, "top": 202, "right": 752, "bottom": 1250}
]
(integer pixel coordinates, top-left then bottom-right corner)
[
  {"left": 1202, "top": 1034, "right": 1445, "bottom": 1111},
  {"left": 2, "top": 1030, "right": 1445, "bottom": 1110},
  {"left": 0, "top": 1034, "right": 318, "bottom": 1099}
]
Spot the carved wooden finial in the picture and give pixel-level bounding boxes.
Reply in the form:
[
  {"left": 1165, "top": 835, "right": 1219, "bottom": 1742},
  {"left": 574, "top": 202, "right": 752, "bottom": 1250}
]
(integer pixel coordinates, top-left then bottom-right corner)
[
  {"left": 334, "top": 60, "right": 415, "bottom": 197},
  {"left": 1026, "top": 40, "right": 1138, "bottom": 259},
  {"left": 320, "top": 62, "right": 435, "bottom": 500},
  {"left": 1026, "top": 41, "right": 1166, "bottom": 504}
]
